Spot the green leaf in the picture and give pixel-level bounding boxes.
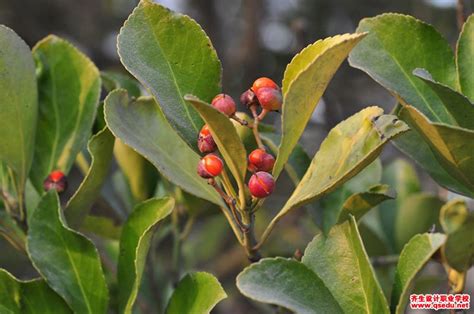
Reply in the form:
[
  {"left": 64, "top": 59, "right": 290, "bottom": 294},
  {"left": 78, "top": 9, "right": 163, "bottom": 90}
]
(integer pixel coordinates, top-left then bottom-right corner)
[
  {"left": 101, "top": 71, "right": 141, "bottom": 98},
  {"left": 319, "top": 159, "right": 382, "bottom": 234},
  {"left": 185, "top": 95, "right": 247, "bottom": 201},
  {"left": 398, "top": 104, "right": 474, "bottom": 193},
  {"left": 276, "top": 107, "right": 408, "bottom": 224},
  {"left": 114, "top": 139, "right": 158, "bottom": 203},
  {"left": 337, "top": 184, "right": 394, "bottom": 223},
  {"left": 31, "top": 35, "right": 101, "bottom": 191},
  {"left": 166, "top": 272, "right": 227, "bottom": 314},
  {"left": 457, "top": 14, "right": 474, "bottom": 102},
  {"left": 394, "top": 193, "right": 443, "bottom": 252},
  {"left": 378, "top": 158, "right": 421, "bottom": 250},
  {"left": 117, "top": 0, "right": 221, "bottom": 147},
  {"left": 0, "top": 25, "right": 38, "bottom": 202},
  {"left": 302, "top": 216, "right": 389, "bottom": 314},
  {"left": 118, "top": 197, "right": 174, "bottom": 314},
  {"left": 413, "top": 68, "right": 474, "bottom": 129},
  {"left": 391, "top": 233, "right": 446, "bottom": 314},
  {"left": 0, "top": 268, "right": 20, "bottom": 312},
  {"left": 261, "top": 133, "right": 311, "bottom": 186},
  {"left": 27, "top": 192, "right": 108, "bottom": 313},
  {"left": 349, "top": 13, "right": 458, "bottom": 124},
  {"left": 0, "top": 269, "right": 71, "bottom": 314},
  {"left": 65, "top": 127, "right": 115, "bottom": 229},
  {"left": 440, "top": 199, "right": 474, "bottom": 272},
  {"left": 236, "top": 258, "right": 343, "bottom": 314},
  {"left": 393, "top": 128, "right": 474, "bottom": 197},
  {"left": 273, "top": 32, "right": 367, "bottom": 178},
  {"left": 104, "top": 89, "right": 223, "bottom": 207},
  {"left": 80, "top": 215, "right": 122, "bottom": 240}
]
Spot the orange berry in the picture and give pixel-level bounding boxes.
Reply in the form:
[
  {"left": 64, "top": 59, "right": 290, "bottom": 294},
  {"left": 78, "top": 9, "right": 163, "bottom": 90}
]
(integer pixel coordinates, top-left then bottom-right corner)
[
  {"left": 197, "top": 154, "right": 223, "bottom": 178},
  {"left": 252, "top": 77, "right": 279, "bottom": 93}
]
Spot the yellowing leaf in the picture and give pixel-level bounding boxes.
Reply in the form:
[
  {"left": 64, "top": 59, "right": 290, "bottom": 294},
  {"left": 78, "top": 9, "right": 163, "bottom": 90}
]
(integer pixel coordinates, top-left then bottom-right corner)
[{"left": 273, "top": 32, "right": 367, "bottom": 178}]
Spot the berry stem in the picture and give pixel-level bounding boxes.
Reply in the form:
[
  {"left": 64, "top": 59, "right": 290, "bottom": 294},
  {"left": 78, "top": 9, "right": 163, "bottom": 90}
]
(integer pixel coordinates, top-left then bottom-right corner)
[
  {"left": 250, "top": 105, "right": 265, "bottom": 150},
  {"left": 207, "top": 179, "right": 244, "bottom": 244},
  {"left": 220, "top": 169, "right": 238, "bottom": 201},
  {"left": 230, "top": 114, "right": 248, "bottom": 126}
]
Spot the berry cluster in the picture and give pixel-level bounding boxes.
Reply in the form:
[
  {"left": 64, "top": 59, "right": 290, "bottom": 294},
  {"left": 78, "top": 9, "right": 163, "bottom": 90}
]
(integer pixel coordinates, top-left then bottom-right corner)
[{"left": 197, "top": 77, "right": 282, "bottom": 199}]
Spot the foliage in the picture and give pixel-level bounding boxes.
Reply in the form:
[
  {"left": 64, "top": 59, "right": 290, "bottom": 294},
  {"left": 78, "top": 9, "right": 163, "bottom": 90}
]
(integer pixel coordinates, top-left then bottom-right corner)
[{"left": 0, "top": 2, "right": 472, "bottom": 313}]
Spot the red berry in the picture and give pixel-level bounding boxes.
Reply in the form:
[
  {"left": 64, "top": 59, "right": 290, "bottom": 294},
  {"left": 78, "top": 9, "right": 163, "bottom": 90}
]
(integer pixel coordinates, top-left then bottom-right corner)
[
  {"left": 252, "top": 77, "right": 279, "bottom": 93},
  {"left": 43, "top": 170, "right": 68, "bottom": 193},
  {"left": 197, "top": 154, "right": 224, "bottom": 178},
  {"left": 240, "top": 89, "right": 257, "bottom": 108},
  {"left": 198, "top": 124, "right": 217, "bottom": 153},
  {"left": 248, "top": 148, "right": 275, "bottom": 172},
  {"left": 248, "top": 172, "right": 275, "bottom": 198},
  {"left": 211, "top": 94, "right": 236, "bottom": 117},
  {"left": 255, "top": 87, "right": 282, "bottom": 111}
]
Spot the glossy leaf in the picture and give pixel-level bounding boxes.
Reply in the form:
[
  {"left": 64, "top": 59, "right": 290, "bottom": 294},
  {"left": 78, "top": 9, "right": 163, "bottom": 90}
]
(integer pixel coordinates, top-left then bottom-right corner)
[
  {"left": 0, "top": 268, "right": 20, "bottom": 312},
  {"left": 349, "top": 13, "right": 458, "bottom": 123},
  {"left": 237, "top": 258, "right": 343, "bottom": 314},
  {"left": 393, "top": 128, "right": 474, "bottom": 197},
  {"left": 440, "top": 199, "right": 474, "bottom": 272},
  {"left": 378, "top": 158, "right": 421, "bottom": 250},
  {"left": 274, "top": 32, "right": 367, "bottom": 178},
  {"left": 391, "top": 233, "right": 446, "bottom": 313},
  {"left": 0, "top": 25, "right": 38, "bottom": 199},
  {"left": 398, "top": 105, "right": 474, "bottom": 193},
  {"left": 0, "top": 269, "right": 71, "bottom": 313},
  {"left": 118, "top": 197, "right": 174, "bottom": 314},
  {"left": 337, "top": 184, "right": 394, "bottom": 223},
  {"left": 413, "top": 68, "right": 474, "bottom": 129},
  {"left": 65, "top": 127, "right": 114, "bottom": 229},
  {"left": 394, "top": 193, "right": 443, "bottom": 252},
  {"left": 117, "top": 0, "right": 221, "bottom": 147},
  {"left": 319, "top": 159, "right": 382, "bottom": 234},
  {"left": 166, "top": 272, "right": 227, "bottom": 314},
  {"left": 302, "top": 217, "right": 389, "bottom": 314},
  {"left": 104, "top": 89, "right": 223, "bottom": 206},
  {"left": 114, "top": 139, "right": 158, "bottom": 203},
  {"left": 457, "top": 14, "right": 474, "bottom": 101},
  {"left": 31, "top": 35, "right": 101, "bottom": 191},
  {"left": 81, "top": 215, "right": 122, "bottom": 240},
  {"left": 276, "top": 107, "right": 408, "bottom": 223},
  {"left": 27, "top": 192, "right": 108, "bottom": 313},
  {"left": 185, "top": 95, "right": 247, "bottom": 198}
]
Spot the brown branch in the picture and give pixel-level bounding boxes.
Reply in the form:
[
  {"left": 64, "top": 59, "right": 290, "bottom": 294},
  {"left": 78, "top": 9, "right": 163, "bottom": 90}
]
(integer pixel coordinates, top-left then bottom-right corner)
[{"left": 457, "top": 0, "right": 465, "bottom": 31}]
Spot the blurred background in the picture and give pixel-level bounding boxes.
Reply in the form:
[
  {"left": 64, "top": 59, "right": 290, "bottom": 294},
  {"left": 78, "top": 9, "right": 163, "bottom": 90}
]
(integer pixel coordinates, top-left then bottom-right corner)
[{"left": 1, "top": 0, "right": 473, "bottom": 313}]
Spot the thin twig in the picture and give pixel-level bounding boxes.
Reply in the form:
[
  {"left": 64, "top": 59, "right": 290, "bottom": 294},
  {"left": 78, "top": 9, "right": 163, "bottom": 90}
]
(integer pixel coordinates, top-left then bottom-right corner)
[
  {"left": 208, "top": 179, "right": 249, "bottom": 232},
  {"left": 231, "top": 114, "right": 248, "bottom": 126},
  {"left": 370, "top": 255, "right": 399, "bottom": 267},
  {"left": 457, "top": 0, "right": 465, "bottom": 31},
  {"left": 250, "top": 105, "right": 265, "bottom": 150},
  {"left": 220, "top": 169, "right": 238, "bottom": 201},
  {"left": 206, "top": 178, "right": 243, "bottom": 244},
  {"left": 179, "top": 215, "right": 195, "bottom": 241}
]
